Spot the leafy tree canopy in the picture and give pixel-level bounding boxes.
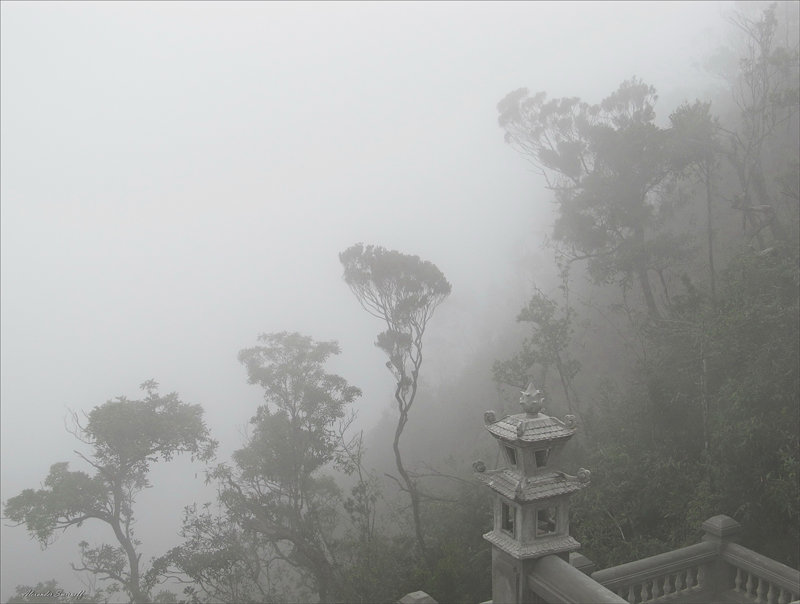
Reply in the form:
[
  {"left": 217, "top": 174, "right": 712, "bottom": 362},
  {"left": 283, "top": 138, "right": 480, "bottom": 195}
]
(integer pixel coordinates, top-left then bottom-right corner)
[
  {"left": 498, "top": 78, "right": 692, "bottom": 318},
  {"left": 203, "top": 333, "right": 362, "bottom": 603},
  {"left": 339, "top": 243, "right": 451, "bottom": 334},
  {"left": 3, "top": 382, "right": 217, "bottom": 603}
]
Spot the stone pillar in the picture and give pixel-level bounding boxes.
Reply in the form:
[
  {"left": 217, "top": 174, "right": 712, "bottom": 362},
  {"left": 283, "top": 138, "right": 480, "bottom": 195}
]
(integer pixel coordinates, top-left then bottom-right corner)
[
  {"left": 701, "top": 515, "right": 742, "bottom": 545},
  {"left": 700, "top": 514, "right": 742, "bottom": 594}
]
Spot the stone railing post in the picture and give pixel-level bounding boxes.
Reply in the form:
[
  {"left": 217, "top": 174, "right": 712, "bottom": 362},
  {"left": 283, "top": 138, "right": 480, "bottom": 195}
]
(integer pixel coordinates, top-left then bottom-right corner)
[
  {"left": 700, "top": 514, "right": 742, "bottom": 594},
  {"left": 398, "top": 591, "right": 437, "bottom": 604}
]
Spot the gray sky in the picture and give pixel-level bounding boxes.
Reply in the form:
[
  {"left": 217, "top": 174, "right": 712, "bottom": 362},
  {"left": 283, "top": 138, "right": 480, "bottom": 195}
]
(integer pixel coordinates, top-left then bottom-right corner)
[{"left": 1, "top": 1, "right": 731, "bottom": 599}]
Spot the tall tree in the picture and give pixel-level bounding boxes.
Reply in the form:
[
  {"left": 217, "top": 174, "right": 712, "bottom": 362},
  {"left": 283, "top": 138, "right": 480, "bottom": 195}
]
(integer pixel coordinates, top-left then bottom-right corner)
[
  {"left": 212, "top": 332, "right": 361, "bottom": 603},
  {"left": 669, "top": 100, "right": 722, "bottom": 308},
  {"left": 339, "top": 243, "right": 451, "bottom": 560},
  {"left": 498, "top": 78, "right": 691, "bottom": 320},
  {"left": 3, "top": 381, "right": 217, "bottom": 603},
  {"left": 723, "top": 2, "right": 799, "bottom": 248}
]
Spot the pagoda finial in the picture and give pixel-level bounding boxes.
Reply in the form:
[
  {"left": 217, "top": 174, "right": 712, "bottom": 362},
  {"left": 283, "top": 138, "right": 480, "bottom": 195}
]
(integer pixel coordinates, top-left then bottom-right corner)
[{"left": 519, "top": 382, "right": 545, "bottom": 416}]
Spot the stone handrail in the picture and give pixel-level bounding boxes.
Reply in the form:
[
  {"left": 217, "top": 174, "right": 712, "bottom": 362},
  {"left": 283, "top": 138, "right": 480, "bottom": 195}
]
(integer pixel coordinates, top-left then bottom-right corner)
[
  {"left": 527, "top": 554, "right": 627, "bottom": 604},
  {"left": 591, "top": 541, "right": 717, "bottom": 604},
  {"left": 721, "top": 542, "right": 800, "bottom": 604}
]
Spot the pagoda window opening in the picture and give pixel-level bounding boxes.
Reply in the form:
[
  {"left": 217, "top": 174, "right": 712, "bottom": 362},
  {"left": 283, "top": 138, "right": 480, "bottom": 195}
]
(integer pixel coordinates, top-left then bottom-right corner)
[
  {"left": 536, "top": 507, "right": 557, "bottom": 536},
  {"left": 504, "top": 445, "right": 517, "bottom": 466},
  {"left": 501, "top": 501, "right": 515, "bottom": 536},
  {"left": 534, "top": 448, "right": 551, "bottom": 468}
]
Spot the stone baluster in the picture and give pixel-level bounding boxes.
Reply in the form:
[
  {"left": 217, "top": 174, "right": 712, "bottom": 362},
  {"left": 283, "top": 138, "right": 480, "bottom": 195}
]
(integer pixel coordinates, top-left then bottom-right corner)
[
  {"left": 755, "top": 576, "right": 766, "bottom": 604},
  {"left": 675, "top": 570, "right": 685, "bottom": 593},
  {"left": 698, "top": 563, "right": 707, "bottom": 591},
  {"left": 666, "top": 573, "right": 675, "bottom": 595},
  {"left": 746, "top": 571, "right": 754, "bottom": 597},
  {"left": 651, "top": 577, "right": 661, "bottom": 599},
  {"left": 735, "top": 567, "right": 744, "bottom": 593},
  {"left": 686, "top": 566, "right": 697, "bottom": 590},
  {"left": 766, "top": 582, "right": 776, "bottom": 604}
]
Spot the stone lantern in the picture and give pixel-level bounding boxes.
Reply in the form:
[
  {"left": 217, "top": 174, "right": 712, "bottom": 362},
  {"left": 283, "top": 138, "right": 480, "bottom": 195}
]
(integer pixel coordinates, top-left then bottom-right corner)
[{"left": 474, "top": 384, "right": 590, "bottom": 604}]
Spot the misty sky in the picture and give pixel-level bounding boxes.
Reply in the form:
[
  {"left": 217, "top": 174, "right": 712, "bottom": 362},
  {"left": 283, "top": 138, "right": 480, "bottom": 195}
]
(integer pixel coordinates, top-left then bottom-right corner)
[{"left": 1, "top": 1, "right": 732, "bottom": 599}]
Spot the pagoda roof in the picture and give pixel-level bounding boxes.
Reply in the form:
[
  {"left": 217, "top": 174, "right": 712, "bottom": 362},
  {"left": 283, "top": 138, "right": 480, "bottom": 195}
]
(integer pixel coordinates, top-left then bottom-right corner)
[
  {"left": 475, "top": 469, "right": 587, "bottom": 502},
  {"left": 486, "top": 412, "right": 576, "bottom": 444},
  {"left": 483, "top": 530, "right": 581, "bottom": 559}
]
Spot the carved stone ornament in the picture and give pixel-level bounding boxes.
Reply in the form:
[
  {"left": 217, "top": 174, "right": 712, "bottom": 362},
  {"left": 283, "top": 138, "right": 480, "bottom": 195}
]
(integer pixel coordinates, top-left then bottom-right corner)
[
  {"left": 484, "top": 410, "right": 496, "bottom": 424},
  {"left": 519, "top": 382, "right": 546, "bottom": 415},
  {"left": 577, "top": 468, "right": 591, "bottom": 483},
  {"left": 473, "top": 460, "right": 487, "bottom": 473},
  {"left": 563, "top": 414, "right": 577, "bottom": 428},
  {"left": 516, "top": 422, "right": 526, "bottom": 437}
]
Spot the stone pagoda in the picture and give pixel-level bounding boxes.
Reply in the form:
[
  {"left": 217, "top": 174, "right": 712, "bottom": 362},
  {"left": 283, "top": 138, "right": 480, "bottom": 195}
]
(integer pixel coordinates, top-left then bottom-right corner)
[{"left": 474, "top": 383, "right": 590, "bottom": 604}]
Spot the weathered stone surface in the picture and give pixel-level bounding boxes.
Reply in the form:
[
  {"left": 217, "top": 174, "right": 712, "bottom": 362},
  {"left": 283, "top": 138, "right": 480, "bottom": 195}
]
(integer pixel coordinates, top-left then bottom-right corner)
[
  {"left": 701, "top": 514, "right": 742, "bottom": 542},
  {"left": 484, "top": 529, "right": 581, "bottom": 559},
  {"left": 397, "top": 590, "right": 437, "bottom": 603},
  {"left": 570, "top": 551, "right": 596, "bottom": 575},
  {"left": 529, "top": 554, "right": 626, "bottom": 603},
  {"left": 486, "top": 413, "right": 576, "bottom": 443},
  {"left": 476, "top": 468, "right": 584, "bottom": 502}
]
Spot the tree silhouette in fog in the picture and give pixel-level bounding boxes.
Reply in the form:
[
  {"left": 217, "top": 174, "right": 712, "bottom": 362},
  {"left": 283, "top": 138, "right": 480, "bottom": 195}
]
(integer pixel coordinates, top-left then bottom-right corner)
[
  {"left": 4, "top": 381, "right": 216, "bottom": 603},
  {"left": 340, "top": 243, "right": 451, "bottom": 561}
]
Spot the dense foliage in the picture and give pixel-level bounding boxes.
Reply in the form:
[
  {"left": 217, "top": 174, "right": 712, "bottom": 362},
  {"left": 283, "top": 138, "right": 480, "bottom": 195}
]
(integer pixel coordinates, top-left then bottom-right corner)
[
  {"left": 4, "top": 383, "right": 216, "bottom": 603},
  {"left": 498, "top": 0, "right": 799, "bottom": 572}
]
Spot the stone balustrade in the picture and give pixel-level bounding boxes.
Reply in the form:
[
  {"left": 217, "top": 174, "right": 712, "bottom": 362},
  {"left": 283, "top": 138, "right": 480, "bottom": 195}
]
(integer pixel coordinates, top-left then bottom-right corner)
[
  {"left": 722, "top": 543, "right": 800, "bottom": 604},
  {"left": 583, "top": 515, "right": 800, "bottom": 604},
  {"left": 401, "top": 514, "right": 799, "bottom": 604},
  {"left": 591, "top": 541, "right": 716, "bottom": 604}
]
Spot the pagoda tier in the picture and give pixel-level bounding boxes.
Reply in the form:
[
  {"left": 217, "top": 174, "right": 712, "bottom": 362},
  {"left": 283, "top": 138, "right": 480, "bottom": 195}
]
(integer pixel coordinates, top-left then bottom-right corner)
[{"left": 476, "top": 469, "right": 585, "bottom": 502}]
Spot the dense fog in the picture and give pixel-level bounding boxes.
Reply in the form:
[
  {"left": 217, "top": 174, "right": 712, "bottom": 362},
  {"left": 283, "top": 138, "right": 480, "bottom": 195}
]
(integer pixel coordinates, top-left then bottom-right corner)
[{"left": 4, "top": 2, "right": 797, "bottom": 603}]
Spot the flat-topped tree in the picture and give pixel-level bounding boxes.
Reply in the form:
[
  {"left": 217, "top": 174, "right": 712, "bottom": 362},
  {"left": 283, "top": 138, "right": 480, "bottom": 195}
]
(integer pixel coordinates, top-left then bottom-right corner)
[
  {"left": 3, "top": 381, "right": 217, "bottom": 604},
  {"left": 339, "top": 243, "right": 451, "bottom": 559}
]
